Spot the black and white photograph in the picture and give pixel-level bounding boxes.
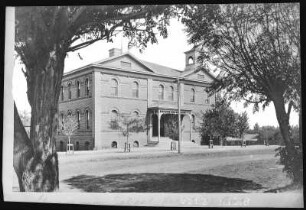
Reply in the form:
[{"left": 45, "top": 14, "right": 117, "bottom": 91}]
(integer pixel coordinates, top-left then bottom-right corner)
[{"left": 2, "top": 3, "right": 303, "bottom": 208}]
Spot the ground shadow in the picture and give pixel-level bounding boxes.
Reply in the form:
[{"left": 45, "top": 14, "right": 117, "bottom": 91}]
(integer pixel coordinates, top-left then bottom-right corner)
[{"left": 63, "top": 173, "right": 263, "bottom": 193}]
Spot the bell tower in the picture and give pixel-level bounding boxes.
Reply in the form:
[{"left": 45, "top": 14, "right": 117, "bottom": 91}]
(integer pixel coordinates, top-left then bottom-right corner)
[{"left": 184, "top": 45, "right": 200, "bottom": 72}]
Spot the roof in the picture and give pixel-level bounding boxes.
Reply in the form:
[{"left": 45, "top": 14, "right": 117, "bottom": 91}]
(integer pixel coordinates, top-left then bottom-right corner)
[
  {"left": 140, "top": 60, "right": 182, "bottom": 77},
  {"left": 63, "top": 50, "right": 217, "bottom": 82}
]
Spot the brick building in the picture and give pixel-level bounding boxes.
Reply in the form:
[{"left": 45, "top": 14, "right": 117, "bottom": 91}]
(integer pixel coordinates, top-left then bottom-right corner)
[{"left": 56, "top": 46, "right": 217, "bottom": 151}]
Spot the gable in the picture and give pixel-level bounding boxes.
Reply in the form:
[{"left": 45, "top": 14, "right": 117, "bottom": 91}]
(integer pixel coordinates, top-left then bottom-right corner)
[
  {"left": 184, "top": 69, "right": 215, "bottom": 83},
  {"left": 97, "top": 54, "right": 154, "bottom": 73}
]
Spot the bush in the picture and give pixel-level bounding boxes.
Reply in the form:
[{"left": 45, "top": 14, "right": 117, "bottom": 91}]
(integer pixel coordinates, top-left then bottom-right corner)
[{"left": 275, "top": 146, "right": 303, "bottom": 185}]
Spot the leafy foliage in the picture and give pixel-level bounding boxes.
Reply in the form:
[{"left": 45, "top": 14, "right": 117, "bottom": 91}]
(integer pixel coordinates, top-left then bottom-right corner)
[
  {"left": 200, "top": 97, "right": 249, "bottom": 144},
  {"left": 109, "top": 114, "right": 146, "bottom": 144},
  {"left": 182, "top": 4, "right": 300, "bottom": 111},
  {"left": 59, "top": 115, "right": 79, "bottom": 139},
  {"left": 275, "top": 146, "right": 303, "bottom": 185},
  {"left": 163, "top": 114, "right": 185, "bottom": 141}
]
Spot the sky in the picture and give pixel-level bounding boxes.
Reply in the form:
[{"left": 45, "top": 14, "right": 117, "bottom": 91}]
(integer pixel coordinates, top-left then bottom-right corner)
[{"left": 12, "top": 18, "right": 299, "bottom": 129}]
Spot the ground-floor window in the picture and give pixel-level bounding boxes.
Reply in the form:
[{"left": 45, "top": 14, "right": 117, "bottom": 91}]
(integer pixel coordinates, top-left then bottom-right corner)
[
  {"left": 60, "top": 141, "right": 64, "bottom": 151},
  {"left": 85, "top": 141, "right": 90, "bottom": 150},
  {"left": 133, "top": 141, "right": 139, "bottom": 147},
  {"left": 76, "top": 141, "right": 79, "bottom": 150},
  {"left": 111, "top": 141, "right": 117, "bottom": 148}
]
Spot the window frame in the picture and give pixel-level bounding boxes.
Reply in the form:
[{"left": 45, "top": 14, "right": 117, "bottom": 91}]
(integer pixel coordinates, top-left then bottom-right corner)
[{"left": 110, "top": 79, "right": 119, "bottom": 97}]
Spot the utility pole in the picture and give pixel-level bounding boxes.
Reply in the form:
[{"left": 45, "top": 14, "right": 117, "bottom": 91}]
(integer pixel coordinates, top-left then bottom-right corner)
[{"left": 177, "top": 78, "right": 181, "bottom": 154}]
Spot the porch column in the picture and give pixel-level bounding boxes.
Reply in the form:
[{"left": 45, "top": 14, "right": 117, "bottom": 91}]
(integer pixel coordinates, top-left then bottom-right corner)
[
  {"left": 158, "top": 110, "right": 161, "bottom": 142},
  {"left": 149, "top": 113, "right": 153, "bottom": 142},
  {"left": 189, "top": 114, "right": 192, "bottom": 142}
]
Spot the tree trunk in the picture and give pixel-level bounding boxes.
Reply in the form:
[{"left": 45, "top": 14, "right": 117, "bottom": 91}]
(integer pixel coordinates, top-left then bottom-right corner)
[
  {"left": 14, "top": 103, "right": 34, "bottom": 192},
  {"left": 14, "top": 45, "right": 66, "bottom": 191}
]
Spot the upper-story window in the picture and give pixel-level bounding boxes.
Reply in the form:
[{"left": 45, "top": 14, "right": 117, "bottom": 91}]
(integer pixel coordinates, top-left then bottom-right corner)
[
  {"left": 188, "top": 56, "right": 194, "bottom": 65},
  {"left": 158, "top": 84, "right": 164, "bottom": 100},
  {"left": 191, "top": 88, "right": 195, "bottom": 102},
  {"left": 61, "top": 113, "right": 64, "bottom": 130},
  {"left": 61, "top": 86, "right": 64, "bottom": 101},
  {"left": 67, "top": 83, "right": 72, "bottom": 99},
  {"left": 85, "top": 78, "right": 89, "bottom": 96},
  {"left": 76, "top": 110, "right": 80, "bottom": 129},
  {"left": 110, "top": 79, "right": 118, "bottom": 96},
  {"left": 132, "top": 81, "right": 139, "bottom": 98},
  {"left": 76, "top": 81, "right": 81, "bottom": 98},
  {"left": 169, "top": 86, "right": 174, "bottom": 101},
  {"left": 85, "top": 109, "right": 90, "bottom": 129}
]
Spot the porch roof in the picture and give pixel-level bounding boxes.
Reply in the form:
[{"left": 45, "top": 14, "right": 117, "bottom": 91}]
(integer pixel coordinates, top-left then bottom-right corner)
[{"left": 148, "top": 106, "right": 192, "bottom": 115}]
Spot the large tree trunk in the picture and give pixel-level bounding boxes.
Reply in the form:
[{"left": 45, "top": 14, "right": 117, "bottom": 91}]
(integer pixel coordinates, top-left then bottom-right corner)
[
  {"left": 14, "top": 45, "right": 66, "bottom": 191},
  {"left": 272, "top": 92, "right": 301, "bottom": 183}
]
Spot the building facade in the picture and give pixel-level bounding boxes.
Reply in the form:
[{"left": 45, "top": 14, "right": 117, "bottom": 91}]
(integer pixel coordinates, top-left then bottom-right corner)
[{"left": 56, "top": 47, "right": 216, "bottom": 151}]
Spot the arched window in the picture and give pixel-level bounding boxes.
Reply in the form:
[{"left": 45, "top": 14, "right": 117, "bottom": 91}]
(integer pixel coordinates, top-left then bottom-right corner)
[
  {"left": 111, "top": 141, "right": 117, "bottom": 148},
  {"left": 76, "top": 81, "right": 81, "bottom": 98},
  {"left": 110, "top": 79, "right": 118, "bottom": 96},
  {"left": 192, "top": 114, "right": 196, "bottom": 127},
  {"left": 191, "top": 88, "right": 195, "bottom": 102},
  {"left": 85, "top": 78, "right": 89, "bottom": 96},
  {"left": 158, "top": 84, "right": 164, "bottom": 100},
  {"left": 111, "top": 110, "right": 118, "bottom": 120},
  {"left": 68, "top": 83, "right": 72, "bottom": 99},
  {"left": 76, "top": 110, "right": 80, "bottom": 129},
  {"left": 188, "top": 56, "right": 194, "bottom": 65},
  {"left": 61, "top": 113, "right": 64, "bottom": 130},
  {"left": 61, "top": 86, "right": 64, "bottom": 101},
  {"left": 169, "top": 86, "right": 174, "bottom": 101},
  {"left": 85, "top": 109, "right": 90, "bottom": 129},
  {"left": 132, "top": 81, "right": 139, "bottom": 98},
  {"left": 132, "top": 111, "right": 139, "bottom": 118}
]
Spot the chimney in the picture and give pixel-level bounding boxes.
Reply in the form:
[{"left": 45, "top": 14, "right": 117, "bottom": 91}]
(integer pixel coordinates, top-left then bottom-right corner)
[{"left": 109, "top": 48, "right": 122, "bottom": 57}]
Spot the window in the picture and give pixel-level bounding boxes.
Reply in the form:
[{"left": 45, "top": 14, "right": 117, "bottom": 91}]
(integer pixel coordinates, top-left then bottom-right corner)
[
  {"left": 197, "top": 75, "right": 205, "bottom": 80},
  {"left": 76, "top": 111, "right": 80, "bottom": 129},
  {"left": 110, "top": 79, "right": 118, "bottom": 96},
  {"left": 61, "top": 113, "right": 64, "bottom": 130},
  {"left": 85, "top": 142, "right": 90, "bottom": 150},
  {"left": 192, "top": 114, "right": 196, "bottom": 128},
  {"left": 76, "top": 142, "right": 79, "bottom": 151},
  {"left": 85, "top": 78, "right": 89, "bottom": 96},
  {"left": 111, "top": 110, "right": 118, "bottom": 120},
  {"left": 188, "top": 56, "right": 194, "bottom": 65},
  {"left": 158, "top": 84, "right": 164, "bottom": 100},
  {"left": 132, "top": 111, "right": 139, "bottom": 118},
  {"left": 132, "top": 81, "right": 139, "bottom": 98},
  {"left": 191, "top": 88, "right": 195, "bottom": 102},
  {"left": 68, "top": 83, "right": 72, "bottom": 99},
  {"left": 60, "top": 141, "right": 64, "bottom": 152},
  {"left": 169, "top": 86, "right": 174, "bottom": 101},
  {"left": 205, "top": 98, "right": 210, "bottom": 104},
  {"left": 61, "top": 86, "right": 64, "bottom": 101},
  {"left": 121, "top": 61, "right": 132, "bottom": 68},
  {"left": 77, "top": 81, "right": 80, "bottom": 98},
  {"left": 68, "top": 110, "right": 72, "bottom": 116},
  {"left": 85, "top": 110, "right": 90, "bottom": 129}
]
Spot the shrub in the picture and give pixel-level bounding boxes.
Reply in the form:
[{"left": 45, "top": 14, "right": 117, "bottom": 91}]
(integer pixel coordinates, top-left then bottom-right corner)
[{"left": 275, "top": 146, "right": 303, "bottom": 185}]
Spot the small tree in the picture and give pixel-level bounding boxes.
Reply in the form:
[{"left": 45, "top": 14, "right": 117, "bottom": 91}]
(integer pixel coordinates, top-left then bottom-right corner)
[
  {"left": 109, "top": 114, "right": 145, "bottom": 151},
  {"left": 200, "top": 97, "right": 238, "bottom": 145},
  {"left": 235, "top": 112, "right": 249, "bottom": 139},
  {"left": 164, "top": 114, "right": 185, "bottom": 141},
  {"left": 59, "top": 115, "right": 79, "bottom": 153}
]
